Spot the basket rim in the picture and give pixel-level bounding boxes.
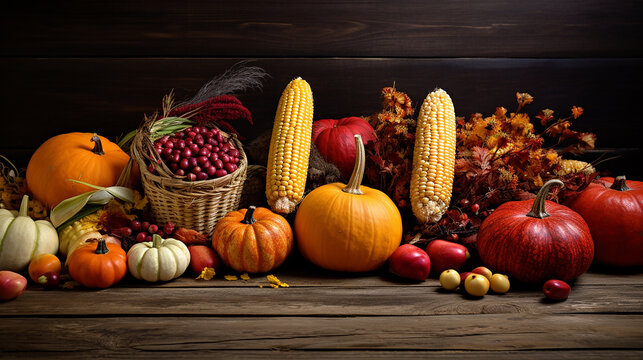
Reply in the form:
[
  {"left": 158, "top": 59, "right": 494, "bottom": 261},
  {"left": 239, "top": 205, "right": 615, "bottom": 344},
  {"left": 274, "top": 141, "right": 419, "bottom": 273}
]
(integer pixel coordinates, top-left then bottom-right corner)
[{"left": 131, "top": 119, "right": 248, "bottom": 189}]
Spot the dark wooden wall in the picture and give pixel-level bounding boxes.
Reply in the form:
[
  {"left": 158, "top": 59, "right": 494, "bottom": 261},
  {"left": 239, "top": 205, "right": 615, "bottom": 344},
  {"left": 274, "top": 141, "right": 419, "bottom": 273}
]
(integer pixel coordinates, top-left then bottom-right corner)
[{"left": 2, "top": 1, "right": 642, "bottom": 177}]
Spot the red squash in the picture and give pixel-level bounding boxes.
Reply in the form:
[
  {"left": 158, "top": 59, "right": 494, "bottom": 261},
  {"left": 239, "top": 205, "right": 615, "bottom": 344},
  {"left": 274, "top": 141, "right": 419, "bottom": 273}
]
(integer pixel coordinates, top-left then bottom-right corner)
[
  {"left": 312, "top": 117, "right": 375, "bottom": 179},
  {"left": 565, "top": 176, "right": 643, "bottom": 267},
  {"left": 477, "top": 179, "right": 594, "bottom": 284}
]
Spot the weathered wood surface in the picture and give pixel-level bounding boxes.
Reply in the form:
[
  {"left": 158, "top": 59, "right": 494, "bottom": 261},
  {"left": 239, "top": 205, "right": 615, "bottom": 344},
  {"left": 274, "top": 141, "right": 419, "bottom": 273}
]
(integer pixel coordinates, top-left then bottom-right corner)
[
  {"left": 3, "top": 1, "right": 642, "bottom": 58},
  {"left": 1, "top": 268, "right": 642, "bottom": 358}
]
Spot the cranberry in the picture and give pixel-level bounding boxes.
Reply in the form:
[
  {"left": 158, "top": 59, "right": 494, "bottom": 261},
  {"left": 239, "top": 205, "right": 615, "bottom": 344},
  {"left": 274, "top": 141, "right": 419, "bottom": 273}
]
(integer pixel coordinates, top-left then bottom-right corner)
[
  {"left": 155, "top": 147, "right": 163, "bottom": 155},
  {"left": 198, "top": 147, "right": 210, "bottom": 157},
  {"left": 169, "top": 163, "right": 178, "bottom": 171},
  {"left": 191, "top": 166, "right": 202, "bottom": 174},
  {"left": 165, "top": 141, "right": 174, "bottom": 149},
  {"left": 220, "top": 154, "right": 230, "bottom": 163},
  {"left": 38, "top": 272, "right": 60, "bottom": 290},
  {"left": 216, "top": 132, "right": 224, "bottom": 143},
  {"left": 193, "top": 127, "right": 201, "bottom": 134},
  {"left": 179, "top": 158, "right": 189, "bottom": 169},
  {"left": 205, "top": 166, "right": 217, "bottom": 176},
  {"left": 187, "top": 131, "right": 197, "bottom": 138},
  {"left": 224, "top": 163, "right": 237, "bottom": 174},
  {"left": 141, "top": 221, "right": 150, "bottom": 231},
  {"left": 148, "top": 224, "right": 158, "bottom": 234},
  {"left": 188, "top": 157, "right": 198, "bottom": 168},
  {"left": 177, "top": 140, "right": 186, "bottom": 149},
  {"left": 204, "top": 143, "right": 213, "bottom": 151},
  {"left": 130, "top": 220, "right": 141, "bottom": 231},
  {"left": 203, "top": 131, "right": 213, "bottom": 139},
  {"left": 209, "top": 153, "right": 219, "bottom": 162},
  {"left": 189, "top": 143, "right": 200, "bottom": 153},
  {"left": 197, "top": 172, "right": 208, "bottom": 180},
  {"left": 175, "top": 169, "right": 185, "bottom": 176},
  {"left": 147, "top": 164, "right": 156, "bottom": 174},
  {"left": 163, "top": 222, "right": 176, "bottom": 234},
  {"left": 197, "top": 156, "right": 209, "bottom": 165},
  {"left": 136, "top": 232, "right": 147, "bottom": 242},
  {"left": 145, "top": 235, "right": 153, "bottom": 242},
  {"left": 187, "top": 173, "right": 197, "bottom": 181},
  {"left": 213, "top": 159, "right": 223, "bottom": 169},
  {"left": 181, "top": 148, "right": 192, "bottom": 158},
  {"left": 215, "top": 169, "right": 228, "bottom": 177},
  {"left": 229, "top": 149, "right": 239, "bottom": 158},
  {"left": 185, "top": 138, "right": 193, "bottom": 145},
  {"left": 170, "top": 154, "right": 180, "bottom": 163},
  {"left": 212, "top": 146, "right": 220, "bottom": 153},
  {"left": 207, "top": 138, "right": 218, "bottom": 146}
]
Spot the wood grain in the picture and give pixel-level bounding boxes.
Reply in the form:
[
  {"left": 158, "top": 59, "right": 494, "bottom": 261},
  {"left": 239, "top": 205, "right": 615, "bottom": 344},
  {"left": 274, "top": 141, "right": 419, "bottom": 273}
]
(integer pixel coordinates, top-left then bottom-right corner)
[
  {"left": 1, "top": 282, "right": 641, "bottom": 317},
  {"left": 1, "top": 57, "right": 640, "bottom": 177},
  {"left": 2, "top": 1, "right": 642, "bottom": 57},
  {"left": 4, "top": 350, "right": 643, "bottom": 360},
  {"left": 1, "top": 314, "right": 641, "bottom": 352}
]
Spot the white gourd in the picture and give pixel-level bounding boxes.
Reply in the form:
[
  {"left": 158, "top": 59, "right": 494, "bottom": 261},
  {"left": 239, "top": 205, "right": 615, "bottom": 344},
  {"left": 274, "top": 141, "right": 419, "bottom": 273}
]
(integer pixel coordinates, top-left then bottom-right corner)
[
  {"left": 0, "top": 195, "right": 59, "bottom": 271},
  {"left": 127, "top": 234, "right": 190, "bottom": 282}
]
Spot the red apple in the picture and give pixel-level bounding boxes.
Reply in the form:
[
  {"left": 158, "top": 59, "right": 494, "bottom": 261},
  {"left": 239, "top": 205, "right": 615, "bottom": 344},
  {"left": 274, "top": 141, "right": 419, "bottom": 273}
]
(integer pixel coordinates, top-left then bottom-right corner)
[
  {"left": 424, "top": 239, "right": 470, "bottom": 274},
  {"left": 188, "top": 245, "right": 221, "bottom": 274},
  {"left": 388, "top": 244, "right": 431, "bottom": 281},
  {"left": 0, "top": 271, "right": 27, "bottom": 301},
  {"left": 543, "top": 279, "right": 571, "bottom": 301},
  {"left": 471, "top": 266, "right": 493, "bottom": 280}
]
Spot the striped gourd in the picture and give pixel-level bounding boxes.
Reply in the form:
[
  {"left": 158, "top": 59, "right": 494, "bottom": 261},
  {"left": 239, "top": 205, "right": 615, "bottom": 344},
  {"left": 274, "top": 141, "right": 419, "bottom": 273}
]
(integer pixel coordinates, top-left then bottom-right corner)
[
  {"left": 410, "top": 88, "right": 457, "bottom": 223},
  {"left": 265, "top": 77, "right": 314, "bottom": 214}
]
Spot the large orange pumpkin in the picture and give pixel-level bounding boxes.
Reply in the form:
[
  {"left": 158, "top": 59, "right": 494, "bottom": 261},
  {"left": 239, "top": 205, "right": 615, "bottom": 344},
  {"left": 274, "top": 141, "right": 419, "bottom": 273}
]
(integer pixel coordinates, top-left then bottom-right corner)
[
  {"left": 26, "top": 133, "right": 130, "bottom": 208},
  {"left": 294, "top": 134, "right": 402, "bottom": 272},
  {"left": 212, "top": 206, "right": 293, "bottom": 273}
]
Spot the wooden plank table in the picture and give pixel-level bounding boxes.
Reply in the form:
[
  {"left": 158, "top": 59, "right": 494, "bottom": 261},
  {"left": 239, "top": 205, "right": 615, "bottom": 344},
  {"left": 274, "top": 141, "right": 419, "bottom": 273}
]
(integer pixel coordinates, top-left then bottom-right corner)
[{"left": 1, "top": 255, "right": 642, "bottom": 359}]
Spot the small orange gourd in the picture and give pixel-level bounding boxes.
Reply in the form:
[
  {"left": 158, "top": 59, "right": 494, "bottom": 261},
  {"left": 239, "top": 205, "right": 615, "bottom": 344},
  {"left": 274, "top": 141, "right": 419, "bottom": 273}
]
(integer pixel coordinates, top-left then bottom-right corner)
[
  {"left": 67, "top": 239, "right": 127, "bottom": 288},
  {"left": 26, "top": 133, "right": 130, "bottom": 208},
  {"left": 294, "top": 134, "right": 403, "bottom": 272},
  {"left": 212, "top": 206, "right": 293, "bottom": 273}
]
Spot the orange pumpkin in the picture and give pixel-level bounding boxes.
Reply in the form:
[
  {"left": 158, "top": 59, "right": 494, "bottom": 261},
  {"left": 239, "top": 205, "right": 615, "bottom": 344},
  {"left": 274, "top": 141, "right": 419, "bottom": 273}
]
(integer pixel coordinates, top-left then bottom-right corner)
[
  {"left": 294, "top": 134, "right": 402, "bottom": 272},
  {"left": 212, "top": 206, "right": 293, "bottom": 273},
  {"left": 67, "top": 238, "right": 127, "bottom": 288},
  {"left": 26, "top": 133, "right": 130, "bottom": 208}
]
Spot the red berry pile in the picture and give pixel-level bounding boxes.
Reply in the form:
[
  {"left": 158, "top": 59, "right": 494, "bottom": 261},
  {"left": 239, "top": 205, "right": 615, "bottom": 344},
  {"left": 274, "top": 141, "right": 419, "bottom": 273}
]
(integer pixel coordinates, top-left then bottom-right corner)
[
  {"left": 149, "top": 126, "right": 241, "bottom": 181},
  {"left": 114, "top": 220, "right": 176, "bottom": 251}
]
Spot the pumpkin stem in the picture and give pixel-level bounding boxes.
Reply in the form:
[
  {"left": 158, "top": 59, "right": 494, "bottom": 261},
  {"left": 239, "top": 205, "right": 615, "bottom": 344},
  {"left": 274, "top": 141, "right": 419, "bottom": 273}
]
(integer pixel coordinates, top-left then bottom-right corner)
[
  {"left": 342, "top": 134, "right": 365, "bottom": 195},
  {"left": 94, "top": 239, "right": 109, "bottom": 254},
  {"left": 18, "top": 194, "right": 30, "bottom": 217},
  {"left": 609, "top": 176, "right": 630, "bottom": 191},
  {"left": 526, "top": 179, "right": 564, "bottom": 219},
  {"left": 152, "top": 234, "right": 163, "bottom": 248},
  {"left": 242, "top": 206, "right": 257, "bottom": 224},
  {"left": 90, "top": 133, "right": 105, "bottom": 155}
]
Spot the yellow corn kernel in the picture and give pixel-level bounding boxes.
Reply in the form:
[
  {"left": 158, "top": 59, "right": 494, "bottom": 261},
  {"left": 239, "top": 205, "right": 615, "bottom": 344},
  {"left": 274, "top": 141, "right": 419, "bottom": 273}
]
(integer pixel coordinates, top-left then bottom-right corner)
[
  {"left": 265, "top": 77, "right": 314, "bottom": 214},
  {"left": 57, "top": 211, "right": 103, "bottom": 257},
  {"left": 410, "top": 88, "right": 457, "bottom": 223}
]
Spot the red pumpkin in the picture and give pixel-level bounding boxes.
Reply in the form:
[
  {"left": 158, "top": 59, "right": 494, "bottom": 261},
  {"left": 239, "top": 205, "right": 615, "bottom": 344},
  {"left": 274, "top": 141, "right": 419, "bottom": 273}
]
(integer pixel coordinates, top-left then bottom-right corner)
[
  {"left": 565, "top": 176, "right": 643, "bottom": 267},
  {"left": 477, "top": 179, "right": 594, "bottom": 284},
  {"left": 312, "top": 117, "right": 375, "bottom": 179}
]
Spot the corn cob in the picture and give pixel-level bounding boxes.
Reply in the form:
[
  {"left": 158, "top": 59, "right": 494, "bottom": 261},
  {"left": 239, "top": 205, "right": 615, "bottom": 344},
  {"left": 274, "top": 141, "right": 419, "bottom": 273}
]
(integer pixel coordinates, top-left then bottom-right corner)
[
  {"left": 410, "top": 88, "right": 457, "bottom": 223},
  {"left": 266, "top": 77, "right": 314, "bottom": 214},
  {"left": 555, "top": 159, "right": 595, "bottom": 176},
  {"left": 58, "top": 211, "right": 103, "bottom": 257}
]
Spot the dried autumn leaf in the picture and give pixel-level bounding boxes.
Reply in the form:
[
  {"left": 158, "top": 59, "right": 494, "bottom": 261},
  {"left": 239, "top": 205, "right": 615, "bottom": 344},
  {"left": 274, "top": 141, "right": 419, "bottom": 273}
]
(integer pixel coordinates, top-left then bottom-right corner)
[{"left": 196, "top": 267, "right": 216, "bottom": 280}]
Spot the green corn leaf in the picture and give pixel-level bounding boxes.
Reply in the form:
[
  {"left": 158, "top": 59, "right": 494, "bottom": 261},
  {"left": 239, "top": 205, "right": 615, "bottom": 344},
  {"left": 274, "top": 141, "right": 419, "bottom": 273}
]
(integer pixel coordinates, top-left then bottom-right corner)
[{"left": 50, "top": 180, "right": 136, "bottom": 228}]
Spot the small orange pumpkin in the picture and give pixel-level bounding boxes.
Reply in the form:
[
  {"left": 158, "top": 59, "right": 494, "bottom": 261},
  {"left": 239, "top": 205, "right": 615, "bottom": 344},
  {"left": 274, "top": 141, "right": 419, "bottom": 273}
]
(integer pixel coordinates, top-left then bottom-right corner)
[
  {"left": 212, "top": 206, "right": 293, "bottom": 273},
  {"left": 67, "top": 238, "right": 127, "bottom": 288},
  {"left": 26, "top": 133, "right": 130, "bottom": 208},
  {"left": 28, "top": 254, "right": 62, "bottom": 283},
  {"left": 294, "top": 134, "right": 402, "bottom": 272}
]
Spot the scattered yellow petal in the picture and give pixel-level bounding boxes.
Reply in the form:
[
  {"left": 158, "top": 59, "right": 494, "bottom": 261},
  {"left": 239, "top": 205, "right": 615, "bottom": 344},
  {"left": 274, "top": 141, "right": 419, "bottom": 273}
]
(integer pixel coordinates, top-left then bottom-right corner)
[
  {"left": 266, "top": 274, "right": 289, "bottom": 288},
  {"left": 240, "top": 273, "right": 250, "bottom": 280},
  {"left": 195, "top": 267, "right": 216, "bottom": 280},
  {"left": 259, "top": 285, "right": 264, "bottom": 288},
  {"left": 269, "top": 284, "right": 279, "bottom": 288},
  {"left": 224, "top": 275, "right": 238, "bottom": 281}
]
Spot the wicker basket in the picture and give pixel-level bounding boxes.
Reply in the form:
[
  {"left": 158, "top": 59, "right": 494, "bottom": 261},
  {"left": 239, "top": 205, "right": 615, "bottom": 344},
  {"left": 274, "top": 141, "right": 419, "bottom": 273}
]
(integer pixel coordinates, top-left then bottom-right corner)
[{"left": 131, "top": 121, "right": 247, "bottom": 236}]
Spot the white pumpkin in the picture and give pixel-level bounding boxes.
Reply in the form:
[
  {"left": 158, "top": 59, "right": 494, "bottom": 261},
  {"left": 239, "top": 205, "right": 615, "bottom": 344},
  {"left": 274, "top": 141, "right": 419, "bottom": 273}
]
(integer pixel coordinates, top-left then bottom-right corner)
[
  {"left": 127, "top": 234, "right": 190, "bottom": 282},
  {"left": 0, "top": 195, "right": 59, "bottom": 271}
]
